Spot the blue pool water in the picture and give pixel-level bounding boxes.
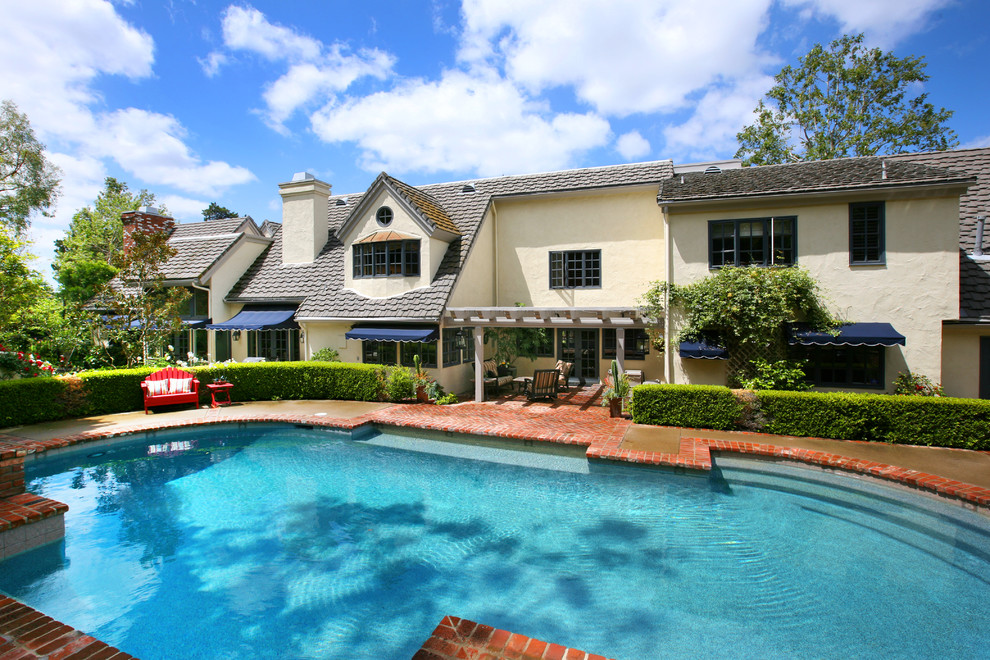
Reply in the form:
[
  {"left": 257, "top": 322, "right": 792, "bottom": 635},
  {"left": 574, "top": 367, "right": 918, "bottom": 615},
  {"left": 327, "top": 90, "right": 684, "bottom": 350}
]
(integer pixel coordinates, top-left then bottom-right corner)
[{"left": 1, "top": 424, "right": 988, "bottom": 659}]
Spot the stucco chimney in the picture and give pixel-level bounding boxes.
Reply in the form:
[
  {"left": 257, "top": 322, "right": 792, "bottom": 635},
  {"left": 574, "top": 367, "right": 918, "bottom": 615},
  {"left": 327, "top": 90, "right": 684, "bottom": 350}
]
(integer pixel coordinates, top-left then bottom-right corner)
[
  {"left": 279, "top": 172, "right": 332, "bottom": 264},
  {"left": 121, "top": 206, "right": 175, "bottom": 254}
]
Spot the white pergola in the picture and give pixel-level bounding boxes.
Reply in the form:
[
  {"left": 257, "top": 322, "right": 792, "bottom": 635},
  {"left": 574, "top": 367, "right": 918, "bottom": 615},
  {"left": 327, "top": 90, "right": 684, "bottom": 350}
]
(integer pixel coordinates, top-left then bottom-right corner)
[{"left": 445, "top": 306, "right": 653, "bottom": 401}]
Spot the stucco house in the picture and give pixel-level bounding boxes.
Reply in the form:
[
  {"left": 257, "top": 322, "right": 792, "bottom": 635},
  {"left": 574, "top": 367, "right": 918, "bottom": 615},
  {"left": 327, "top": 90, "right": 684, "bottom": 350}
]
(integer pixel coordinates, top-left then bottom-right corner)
[{"left": 144, "top": 147, "right": 988, "bottom": 398}]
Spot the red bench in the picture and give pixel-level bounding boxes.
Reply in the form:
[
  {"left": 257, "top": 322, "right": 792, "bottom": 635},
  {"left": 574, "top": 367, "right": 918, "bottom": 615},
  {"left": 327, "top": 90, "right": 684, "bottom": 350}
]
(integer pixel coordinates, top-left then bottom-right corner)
[{"left": 141, "top": 367, "right": 200, "bottom": 414}]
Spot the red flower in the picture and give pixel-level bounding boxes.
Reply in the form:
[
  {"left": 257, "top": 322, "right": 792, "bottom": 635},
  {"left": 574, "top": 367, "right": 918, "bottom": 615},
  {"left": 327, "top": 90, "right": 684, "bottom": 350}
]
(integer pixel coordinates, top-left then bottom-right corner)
[{"left": 17, "top": 352, "right": 23, "bottom": 359}]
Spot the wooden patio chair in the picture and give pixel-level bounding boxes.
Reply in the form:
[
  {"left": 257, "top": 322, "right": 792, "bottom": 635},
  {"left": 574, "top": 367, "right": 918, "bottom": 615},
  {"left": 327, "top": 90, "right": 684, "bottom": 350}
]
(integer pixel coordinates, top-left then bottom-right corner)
[{"left": 525, "top": 369, "right": 560, "bottom": 401}]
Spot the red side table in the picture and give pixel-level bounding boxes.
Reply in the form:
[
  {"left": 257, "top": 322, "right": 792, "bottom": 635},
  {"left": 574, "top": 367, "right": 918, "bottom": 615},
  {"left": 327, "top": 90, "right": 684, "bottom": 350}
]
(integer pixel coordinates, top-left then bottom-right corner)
[{"left": 206, "top": 382, "right": 233, "bottom": 408}]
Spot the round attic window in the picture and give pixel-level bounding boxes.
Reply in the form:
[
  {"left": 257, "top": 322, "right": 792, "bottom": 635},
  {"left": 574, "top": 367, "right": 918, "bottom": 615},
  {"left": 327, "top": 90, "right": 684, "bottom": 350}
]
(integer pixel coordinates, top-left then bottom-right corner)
[{"left": 376, "top": 206, "right": 393, "bottom": 227}]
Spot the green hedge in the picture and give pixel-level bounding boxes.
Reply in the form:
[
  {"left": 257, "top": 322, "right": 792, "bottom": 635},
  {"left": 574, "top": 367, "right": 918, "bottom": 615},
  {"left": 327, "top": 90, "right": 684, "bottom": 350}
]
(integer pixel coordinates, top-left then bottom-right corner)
[
  {"left": 757, "top": 390, "right": 990, "bottom": 450},
  {"left": 0, "top": 362, "right": 385, "bottom": 429},
  {"left": 190, "top": 362, "right": 382, "bottom": 403},
  {"left": 0, "top": 378, "right": 70, "bottom": 427},
  {"left": 629, "top": 384, "right": 743, "bottom": 431},
  {"left": 629, "top": 384, "right": 990, "bottom": 450}
]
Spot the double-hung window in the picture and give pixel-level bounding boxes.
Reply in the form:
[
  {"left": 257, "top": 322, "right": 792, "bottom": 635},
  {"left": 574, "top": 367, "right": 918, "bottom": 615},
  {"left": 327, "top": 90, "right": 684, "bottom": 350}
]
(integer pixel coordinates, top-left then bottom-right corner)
[
  {"left": 353, "top": 240, "right": 420, "bottom": 278},
  {"left": 602, "top": 329, "right": 650, "bottom": 361},
  {"left": 849, "top": 202, "right": 885, "bottom": 265},
  {"left": 550, "top": 250, "right": 601, "bottom": 288},
  {"left": 709, "top": 217, "right": 796, "bottom": 268}
]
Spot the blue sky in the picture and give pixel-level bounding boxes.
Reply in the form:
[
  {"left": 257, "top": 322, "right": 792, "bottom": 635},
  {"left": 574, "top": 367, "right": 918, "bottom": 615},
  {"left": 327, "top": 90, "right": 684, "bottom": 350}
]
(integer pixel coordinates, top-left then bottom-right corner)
[{"left": 2, "top": 0, "right": 988, "bottom": 279}]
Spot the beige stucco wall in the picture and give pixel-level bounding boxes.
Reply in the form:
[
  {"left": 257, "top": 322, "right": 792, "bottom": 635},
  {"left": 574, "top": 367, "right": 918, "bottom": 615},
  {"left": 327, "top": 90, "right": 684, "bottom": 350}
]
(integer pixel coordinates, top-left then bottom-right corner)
[
  {"left": 490, "top": 187, "right": 664, "bottom": 307},
  {"left": 340, "top": 190, "right": 452, "bottom": 297},
  {"left": 667, "top": 194, "right": 960, "bottom": 391},
  {"left": 941, "top": 324, "right": 990, "bottom": 398},
  {"left": 448, "top": 207, "right": 496, "bottom": 307}
]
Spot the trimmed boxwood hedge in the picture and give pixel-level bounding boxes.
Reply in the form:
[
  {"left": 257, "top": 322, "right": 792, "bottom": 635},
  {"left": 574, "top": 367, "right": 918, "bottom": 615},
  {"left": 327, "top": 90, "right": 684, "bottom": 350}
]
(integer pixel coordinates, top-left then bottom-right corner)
[
  {"left": 757, "top": 390, "right": 990, "bottom": 450},
  {"left": 629, "top": 384, "right": 743, "bottom": 431},
  {"left": 629, "top": 384, "right": 990, "bottom": 450},
  {"left": 0, "top": 362, "right": 385, "bottom": 429},
  {"left": 0, "top": 377, "right": 70, "bottom": 427}
]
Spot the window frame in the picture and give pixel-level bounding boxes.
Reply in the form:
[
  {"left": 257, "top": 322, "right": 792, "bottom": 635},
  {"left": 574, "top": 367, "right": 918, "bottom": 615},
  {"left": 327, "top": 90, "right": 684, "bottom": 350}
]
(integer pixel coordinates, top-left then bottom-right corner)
[
  {"left": 795, "top": 345, "right": 885, "bottom": 390},
  {"left": 353, "top": 240, "right": 421, "bottom": 279},
  {"left": 602, "top": 328, "right": 650, "bottom": 361},
  {"left": 376, "top": 206, "right": 393, "bottom": 227},
  {"left": 549, "top": 250, "right": 602, "bottom": 289},
  {"left": 442, "top": 330, "right": 461, "bottom": 367},
  {"left": 849, "top": 201, "right": 885, "bottom": 266},
  {"left": 400, "top": 342, "right": 438, "bottom": 369},
  {"left": 362, "top": 340, "right": 397, "bottom": 365},
  {"left": 708, "top": 217, "right": 797, "bottom": 269}
]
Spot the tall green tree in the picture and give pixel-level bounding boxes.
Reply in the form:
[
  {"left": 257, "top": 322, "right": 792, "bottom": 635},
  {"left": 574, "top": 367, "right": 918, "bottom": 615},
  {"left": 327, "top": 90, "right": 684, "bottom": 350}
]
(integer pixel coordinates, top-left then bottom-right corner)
[
  {"left": 735, "top": 34, "right": 957, "bottom": 166},
  {"left": 0, "top": 230, "right": 46, "bottom": 330},
  {"left": 53, "top": 177, "right": 159, "bottom": 304},
  {"left": 0, "top": 100, "right": 61, "bottom": 232},
  {"left": 95, "top": 227, "right": 189, "bottom": 367},
  {"left": 202, "top": 202, "right": 238, "bottom": 221}
]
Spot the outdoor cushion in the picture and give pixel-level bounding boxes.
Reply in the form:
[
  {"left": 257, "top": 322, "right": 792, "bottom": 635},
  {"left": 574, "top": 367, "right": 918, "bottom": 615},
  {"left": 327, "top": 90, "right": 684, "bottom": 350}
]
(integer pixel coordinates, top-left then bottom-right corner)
[
  {"left": 168, "top": 378, "right": 194, "bottom": 394},
  {"left": 146, "top": 380, "right": 169, "bottom": 396}
]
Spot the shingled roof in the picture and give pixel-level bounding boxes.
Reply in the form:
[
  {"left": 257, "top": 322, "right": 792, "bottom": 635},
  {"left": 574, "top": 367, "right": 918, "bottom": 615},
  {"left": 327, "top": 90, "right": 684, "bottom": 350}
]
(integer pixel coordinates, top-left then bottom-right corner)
[
  {"left": 889, "top": 148, "right": 990, "bottom": 319},
  {"left": 228, "top": 160, "right": 674, "bottom": 319},
  {"left": 163, "top": 217, "right": 265, "bottom": 281},
  {"left": 658, "top": 156, "right": 972, "bottom": 204}
]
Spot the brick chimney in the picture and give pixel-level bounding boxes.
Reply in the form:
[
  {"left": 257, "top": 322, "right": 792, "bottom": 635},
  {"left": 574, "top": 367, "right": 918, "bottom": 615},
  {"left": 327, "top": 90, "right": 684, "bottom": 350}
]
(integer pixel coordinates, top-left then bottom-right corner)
[
  {"left": 279, "top": 173, "right": 331, "bottom": 264},
  {"left": 121, "top": 207, "right": 175, "bottom": 253}
]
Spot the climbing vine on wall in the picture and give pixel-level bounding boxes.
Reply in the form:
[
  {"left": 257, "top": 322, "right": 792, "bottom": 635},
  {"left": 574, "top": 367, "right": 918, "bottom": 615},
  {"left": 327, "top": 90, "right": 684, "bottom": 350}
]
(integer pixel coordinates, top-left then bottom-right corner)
[{"left": 640, "top": 266, "right": 839, "bottom": 383}]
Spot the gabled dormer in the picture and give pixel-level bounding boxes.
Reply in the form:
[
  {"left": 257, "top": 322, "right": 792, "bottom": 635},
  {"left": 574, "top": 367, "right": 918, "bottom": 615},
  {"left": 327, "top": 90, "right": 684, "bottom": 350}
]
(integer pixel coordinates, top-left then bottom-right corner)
[{"left": 337, "top": 173, "right": 461, "bottom": 298}]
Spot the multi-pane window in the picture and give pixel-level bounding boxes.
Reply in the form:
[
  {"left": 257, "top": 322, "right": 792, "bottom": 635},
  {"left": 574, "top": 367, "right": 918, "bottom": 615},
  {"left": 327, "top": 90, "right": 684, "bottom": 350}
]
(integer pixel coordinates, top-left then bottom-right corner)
[
  {"left": 353, "top": 240, "right": 420, "bottom": 278},
  {"left": 550, "top": 250, "right": 601, "bottom": 288},
  {"left": 602, "top": 329, "right": 650, "bottom": 361},
  {"left": 794, "top": 346, "right": 884, "bottom": 389},
  {"left": 442, "top": 331, "right": 461, "bottom": 367},
  {"left": 849, "top": 202, "right": 885, "bottom": 265},
  {"left": 709, "top": 217, "right": 796, "bottom": 268},
  {"left": 181, "top": 287, "right": 209, "bottom": 318},
  {"left": 248, "top": 329, "right": 299, "bottom": 361},
  {"left": 400, "top": 342, "right": 438, "bottom": 369},
  {"left": 362, "top": 341, "right": 397, "bottom": 365},
  {"left": 462, "top": 327, "right": 476, "bottom": 364}
]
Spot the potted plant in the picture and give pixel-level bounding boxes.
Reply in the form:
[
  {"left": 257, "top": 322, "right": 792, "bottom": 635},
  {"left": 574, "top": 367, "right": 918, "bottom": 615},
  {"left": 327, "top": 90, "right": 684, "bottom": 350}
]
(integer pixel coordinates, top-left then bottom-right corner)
[
  {"left": 412, "top": 354, "right": 432, "bottom": 402},
  {"left": 601, "top": 359, "right": 631, "bottom": 418}
]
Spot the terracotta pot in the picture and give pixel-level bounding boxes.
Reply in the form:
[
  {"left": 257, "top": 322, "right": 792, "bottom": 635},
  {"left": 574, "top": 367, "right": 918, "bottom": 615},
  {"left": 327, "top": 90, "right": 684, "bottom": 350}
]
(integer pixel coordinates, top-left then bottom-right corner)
[
  {"left": 608, "top": 398, "right": 623, "bottom": 418},
  {"left": 416, "top": 385, "right": 430, "bottom": 403}
]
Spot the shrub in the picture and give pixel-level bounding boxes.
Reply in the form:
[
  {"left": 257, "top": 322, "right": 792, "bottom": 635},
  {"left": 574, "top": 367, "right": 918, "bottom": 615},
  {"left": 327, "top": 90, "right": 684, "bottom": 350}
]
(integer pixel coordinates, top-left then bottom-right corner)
[
  {"left": 381, "top": 366, "right": 415, "bottom": 402},
  {"left": 629, "top": 384, "right": 743, "bottom": 430},
  {"left": 435, "top": 393, "right": 459, "bottom": 405},
  {"left": 737, "top": 358, "right": 812, "bottom": 391},
  {"left": 757, "top": 390, "right": 990, "bottom": 449},
  {"left": 76, "top": 367, "right": 153, "bottom": 415},
  {"left": 310, "top": 347, "right": 340, "bottom": 362},
  {"left": 0, "top": 378, "right": 69, "bottom": 426},
  {"left": 191, "top": 362, "right": 381, "bottom": 403},
  {"left": 893, "top": 371, "right": 944, "bottom": 397}
]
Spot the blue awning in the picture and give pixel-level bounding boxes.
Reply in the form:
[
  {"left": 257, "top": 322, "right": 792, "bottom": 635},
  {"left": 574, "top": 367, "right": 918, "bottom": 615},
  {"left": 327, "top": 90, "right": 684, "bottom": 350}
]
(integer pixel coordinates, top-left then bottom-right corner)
[
  {"left": 345, "top": 326, "right": 439, "bottom": 343},
  {"left": 679, "top": 340, "right": 728, "bottom": 360},
  {"left": 205, "top": 307, "right": 298, "bottom": 331},
  {"left": 121, "top": 318, "right": 209, "bottom": 329},
  {"left": 788, "top": 322, "right": 905, "bottom": 347}
]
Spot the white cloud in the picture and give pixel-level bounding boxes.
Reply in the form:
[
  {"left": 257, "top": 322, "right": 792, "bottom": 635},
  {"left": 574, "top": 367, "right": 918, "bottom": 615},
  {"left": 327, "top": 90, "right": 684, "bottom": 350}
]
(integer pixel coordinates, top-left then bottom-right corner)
[
  {"left": 221, "top": 5, "right": 322, "bottom": 62},
  {"left": 93, "top": 109, "right": 256, "bottom": 197},
  {"left": 662, "top": 75, "right": 775, "bottom": 162},
  {"left": 158, "top": 195, "right": 210, "bottom": 223},
  {"left": 311, "top": 70, "right": 611, "bottom": 176},
  {"left": 261, "top": 49, "right": 395, "bottom": 130},
  {"left": 616, "top": 131, "right": 651, "bottom": 160},
  {"left": 961, "top": 135, "right": 990, "bottom": 150},
  {"left": 782, "top": 0, "right": 952, "bottom": 47},
  {"left": 458, "top": 0, "right": 776, "bottom": 116},
  {"left": 213, "top": 6, "right": 396, "bottom": 130}
]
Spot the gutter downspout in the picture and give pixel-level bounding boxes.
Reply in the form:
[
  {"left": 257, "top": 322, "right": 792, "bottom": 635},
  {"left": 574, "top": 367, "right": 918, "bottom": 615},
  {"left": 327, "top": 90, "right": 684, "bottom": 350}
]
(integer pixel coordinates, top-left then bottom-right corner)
[{"left": 662, "top": 205, "right": 672, "bottom": 384}]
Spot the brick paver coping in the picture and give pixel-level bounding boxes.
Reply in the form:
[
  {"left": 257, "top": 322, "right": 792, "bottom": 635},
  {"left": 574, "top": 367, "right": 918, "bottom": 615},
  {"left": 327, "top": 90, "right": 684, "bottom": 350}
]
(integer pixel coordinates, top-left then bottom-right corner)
[
  {"left": 0, "top": 596, "right": 135, "bottom": 659},
  {"left": 413, "top": 616, "right": 615, "bottom": 660}
]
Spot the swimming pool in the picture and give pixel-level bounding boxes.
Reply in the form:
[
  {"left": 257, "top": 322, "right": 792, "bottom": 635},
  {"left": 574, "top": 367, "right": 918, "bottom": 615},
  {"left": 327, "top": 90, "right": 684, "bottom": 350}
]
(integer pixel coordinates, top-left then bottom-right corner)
[{"left": 1, "top": 423, "right": 988, "bottom": 659}]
